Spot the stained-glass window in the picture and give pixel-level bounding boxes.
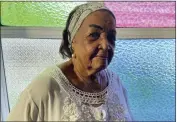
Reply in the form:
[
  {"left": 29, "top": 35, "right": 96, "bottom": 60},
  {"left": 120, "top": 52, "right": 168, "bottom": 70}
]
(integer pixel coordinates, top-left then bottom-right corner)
[
  {"left": 1, "top": 1, "right": 175, "bottom": 121},
  {"left": 1, "top": 2, "right": 175, "bottom": 27},
  {"left": 1, "top": 2, "right": 86, "bottom": 27},
  {"left": 104, "top": 2, "right": 175, "bottom": 27}
]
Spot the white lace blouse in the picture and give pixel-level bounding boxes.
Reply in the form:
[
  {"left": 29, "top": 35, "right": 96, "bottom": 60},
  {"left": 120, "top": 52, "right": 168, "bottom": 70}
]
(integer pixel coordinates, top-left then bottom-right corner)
[{"left": 7, "top": 65, "right": 133, "bottom": 121}]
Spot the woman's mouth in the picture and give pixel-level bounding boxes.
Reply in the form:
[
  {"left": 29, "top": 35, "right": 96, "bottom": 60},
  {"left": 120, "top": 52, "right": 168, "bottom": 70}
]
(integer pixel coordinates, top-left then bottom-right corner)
[{"left": 95, "top": 55, "right": 108, "bottom": 59}]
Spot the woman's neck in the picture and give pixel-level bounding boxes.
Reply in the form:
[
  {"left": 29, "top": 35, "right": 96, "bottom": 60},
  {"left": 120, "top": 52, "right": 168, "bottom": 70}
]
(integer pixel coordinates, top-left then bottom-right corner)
[{"left": 59, "top": 59, "right": 102, "bottom": 92}]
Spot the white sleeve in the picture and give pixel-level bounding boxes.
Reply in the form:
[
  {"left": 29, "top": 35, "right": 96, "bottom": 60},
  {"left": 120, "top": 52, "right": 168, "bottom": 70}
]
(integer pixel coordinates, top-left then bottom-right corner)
[
  {"left": 6, "top": 89, "right": 42, "bottom": 121},
  {"left": 107, "top": 69, "right": 134, "bottom": 121}
]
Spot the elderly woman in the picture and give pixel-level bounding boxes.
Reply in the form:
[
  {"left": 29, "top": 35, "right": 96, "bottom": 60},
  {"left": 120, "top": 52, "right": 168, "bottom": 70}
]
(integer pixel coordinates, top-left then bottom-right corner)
[{"left": 7, "top": 2, "right": 133, "bottom": 121}]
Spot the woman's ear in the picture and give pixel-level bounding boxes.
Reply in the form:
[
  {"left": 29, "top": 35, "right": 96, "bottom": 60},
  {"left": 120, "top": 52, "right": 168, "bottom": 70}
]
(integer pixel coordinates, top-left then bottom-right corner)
[{"left": 72, "top": 38, "right": 76, "bottom": 43}]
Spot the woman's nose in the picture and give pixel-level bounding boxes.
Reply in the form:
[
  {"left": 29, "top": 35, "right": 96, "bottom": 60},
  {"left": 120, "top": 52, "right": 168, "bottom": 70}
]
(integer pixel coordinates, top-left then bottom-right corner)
[{"left": 100, "top": 36, "right": 109, "bottom": 50}]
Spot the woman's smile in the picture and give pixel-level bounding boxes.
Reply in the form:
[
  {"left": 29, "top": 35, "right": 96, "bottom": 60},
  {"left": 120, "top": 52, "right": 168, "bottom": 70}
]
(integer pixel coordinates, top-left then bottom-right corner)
[
  {"left": 95, "top": 55, "right": 108, "bottom": 59},
  {"left": 93, "top": 56, "right": 108, "bottom": 63}
]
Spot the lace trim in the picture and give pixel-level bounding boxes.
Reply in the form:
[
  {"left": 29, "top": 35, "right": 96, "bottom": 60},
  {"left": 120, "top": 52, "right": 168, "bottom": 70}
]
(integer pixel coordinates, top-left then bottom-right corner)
[
  {"left": 47, "top": 66, "right": 128, "bottom": 121},
  {"left": 60, "top": 70, "right": 128, "bottom": 121},
  {"left": 50, "top": 66, "right": 111, "bottom": 104}
]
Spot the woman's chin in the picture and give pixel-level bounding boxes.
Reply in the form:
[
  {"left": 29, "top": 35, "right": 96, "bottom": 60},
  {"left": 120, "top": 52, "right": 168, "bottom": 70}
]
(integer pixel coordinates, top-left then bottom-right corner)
[{"left": 91, "top": 58, "right": 108, "bottom": 71}]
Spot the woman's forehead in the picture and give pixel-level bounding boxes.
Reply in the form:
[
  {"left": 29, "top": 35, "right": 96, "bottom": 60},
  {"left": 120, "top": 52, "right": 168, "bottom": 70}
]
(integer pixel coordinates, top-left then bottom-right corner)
[
  {"left": 80, "top": 11, "right": 116, "bottom": 31},
  {"left": 86, "top": 10, "right": 114, "bottom": 22}
]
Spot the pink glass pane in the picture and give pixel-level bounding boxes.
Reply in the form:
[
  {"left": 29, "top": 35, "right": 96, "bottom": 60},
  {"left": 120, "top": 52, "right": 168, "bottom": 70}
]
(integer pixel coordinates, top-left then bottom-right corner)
[{"left": 104, "top": 2, "right": 175, "bottom": 27}]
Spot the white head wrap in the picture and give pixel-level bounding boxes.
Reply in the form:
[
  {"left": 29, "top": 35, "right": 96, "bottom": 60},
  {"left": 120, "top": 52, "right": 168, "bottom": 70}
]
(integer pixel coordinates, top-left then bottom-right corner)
[{"left": 68, "top": 2, "right": 114, "bottom": 50}]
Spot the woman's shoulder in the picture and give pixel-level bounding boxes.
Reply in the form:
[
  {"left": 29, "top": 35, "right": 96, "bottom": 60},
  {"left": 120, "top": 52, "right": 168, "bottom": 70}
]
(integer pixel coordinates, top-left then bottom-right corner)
[
  {"left": 102, "top": 68, "right": 119, "bottom": 80},
  {"left": 25, "top": 65, "right": 62, "bottom": 102},
  {"left": 103, "top": 68, "right": 123, "bottom": 88},
  {"left": 7, "top": 65, "right": 63, "bottom": 121}
]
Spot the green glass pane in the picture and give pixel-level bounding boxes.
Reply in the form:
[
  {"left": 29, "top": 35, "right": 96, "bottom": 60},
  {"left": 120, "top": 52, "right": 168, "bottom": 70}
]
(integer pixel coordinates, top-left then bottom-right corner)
[{"left": 1, "top": 2, "right": 86, "bottom": 27}]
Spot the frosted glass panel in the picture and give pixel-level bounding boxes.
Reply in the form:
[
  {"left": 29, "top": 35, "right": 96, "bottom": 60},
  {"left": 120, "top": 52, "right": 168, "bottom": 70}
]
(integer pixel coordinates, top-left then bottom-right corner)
[
  {"left": 2, "top": 38, "right": 175, "bottom": 121},
  {"left": 1, "top": 2, "right": 86, "bottom": 27},
  {"left": 108, "top": 39, "right": 175, "bottom": 121},
  {"left": 2, "top": 2, "right": 175, "bottom": 27},
  {"left": 1, "top": 38, "right": 66, "bottom": 109},
  {"left": 105, "top": 2, "right": 175, "bottom": 27}
]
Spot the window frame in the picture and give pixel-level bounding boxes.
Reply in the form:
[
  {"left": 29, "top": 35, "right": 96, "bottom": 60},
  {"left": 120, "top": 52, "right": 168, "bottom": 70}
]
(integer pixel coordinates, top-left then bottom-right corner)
[
  {"left": 1, "top": 26, "right": 175, "bottom": 39},
  {"left": 1, "top": 45, "right": 10, "bottom": 121}
]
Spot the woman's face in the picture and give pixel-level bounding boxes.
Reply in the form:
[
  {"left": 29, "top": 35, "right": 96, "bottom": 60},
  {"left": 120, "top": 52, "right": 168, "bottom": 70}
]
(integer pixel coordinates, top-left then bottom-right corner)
[{"left": 72, "top": 10, "right": 116, "bottom": 73}]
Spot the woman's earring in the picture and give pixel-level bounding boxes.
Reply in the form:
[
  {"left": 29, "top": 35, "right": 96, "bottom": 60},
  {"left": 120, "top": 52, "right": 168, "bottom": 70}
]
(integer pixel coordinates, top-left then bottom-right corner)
[{"left": 72, "top": 54, "right": 76, "bottom": 58}]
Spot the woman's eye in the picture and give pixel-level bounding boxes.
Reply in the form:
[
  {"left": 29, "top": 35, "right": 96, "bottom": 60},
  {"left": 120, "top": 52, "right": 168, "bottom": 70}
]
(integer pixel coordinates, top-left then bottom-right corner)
[
  {"left": 89, "top": 32, "right": 100, "bottom": 39},
  {"left": 107, "top": 34, "right": 116, "bottom": 45}
]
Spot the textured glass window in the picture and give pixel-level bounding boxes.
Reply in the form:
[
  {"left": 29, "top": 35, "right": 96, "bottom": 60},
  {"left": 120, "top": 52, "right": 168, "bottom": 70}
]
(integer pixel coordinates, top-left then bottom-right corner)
[
  {"left": 1, "top": 2, "right": 175, "bottom": 27},
  {"left": 108, "top": 39, "right": 175, "bottom": 121},
  {"left": 2, "top": 38, "right": 175, "bottom": 121},
  {"left": 1, "top": 38, "right": 66, "bottom": 109},
  {"left": 1, "top": 2, "right": 86, "bottom": 27},
  {"left": 105, "top": 2, "right": 175, "bottom": 27}
]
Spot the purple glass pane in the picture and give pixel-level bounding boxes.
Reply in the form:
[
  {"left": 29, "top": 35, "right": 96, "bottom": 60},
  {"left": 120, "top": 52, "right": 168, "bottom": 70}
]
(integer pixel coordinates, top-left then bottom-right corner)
[{"left": 104, "top": 2, "right": 175, "bottom": 27}]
